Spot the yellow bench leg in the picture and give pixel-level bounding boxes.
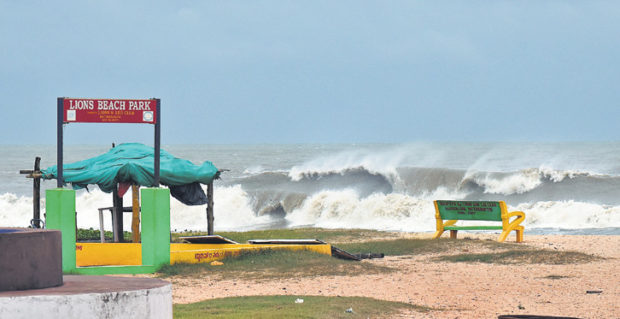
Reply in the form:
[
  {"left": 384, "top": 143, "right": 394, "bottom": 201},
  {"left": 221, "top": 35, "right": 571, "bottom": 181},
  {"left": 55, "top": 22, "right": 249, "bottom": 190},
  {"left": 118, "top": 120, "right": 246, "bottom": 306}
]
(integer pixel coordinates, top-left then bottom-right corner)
[
  {"left": 432, "top": 230, "right": 444, "bottom": 239},
  {"left": 498, "top": 226, "right": 525, "bottom": 243},
  {"left": 516, "top": 227, "right": 524, "bottom": 243}
]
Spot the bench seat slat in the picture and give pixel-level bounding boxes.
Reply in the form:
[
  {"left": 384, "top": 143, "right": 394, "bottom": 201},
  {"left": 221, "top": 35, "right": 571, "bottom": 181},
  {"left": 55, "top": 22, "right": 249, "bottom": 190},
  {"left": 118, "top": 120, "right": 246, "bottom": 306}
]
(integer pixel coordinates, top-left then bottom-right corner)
[{"left": 445, "top": 226, "right": 503, "bottom": 230}]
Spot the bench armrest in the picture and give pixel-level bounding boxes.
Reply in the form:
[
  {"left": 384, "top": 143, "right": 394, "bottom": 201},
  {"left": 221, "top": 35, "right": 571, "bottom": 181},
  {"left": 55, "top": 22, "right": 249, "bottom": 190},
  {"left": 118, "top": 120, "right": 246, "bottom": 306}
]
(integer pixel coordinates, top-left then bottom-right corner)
[
  {"left": 506, "top": 211, "right": 525, "bottom": 227},
  {"left": 498, "top": 210, "right": 526, "bottom": 242},
  {"left": 433, "top": 219, "right": 458, "bottom": 239}
]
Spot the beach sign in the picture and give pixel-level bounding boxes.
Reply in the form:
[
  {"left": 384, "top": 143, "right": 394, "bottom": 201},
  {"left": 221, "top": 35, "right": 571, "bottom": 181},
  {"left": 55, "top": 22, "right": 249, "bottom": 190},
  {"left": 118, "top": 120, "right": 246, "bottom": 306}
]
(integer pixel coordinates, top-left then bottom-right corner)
[
  {"left": 62, "top": 98, "right": 157, "bottom": 124},
  {"left": 435, "top": 200, "right": 504, "bottom": 221},
  {"left": 56, "top": 97, "right": 161, "bottom": 187}
]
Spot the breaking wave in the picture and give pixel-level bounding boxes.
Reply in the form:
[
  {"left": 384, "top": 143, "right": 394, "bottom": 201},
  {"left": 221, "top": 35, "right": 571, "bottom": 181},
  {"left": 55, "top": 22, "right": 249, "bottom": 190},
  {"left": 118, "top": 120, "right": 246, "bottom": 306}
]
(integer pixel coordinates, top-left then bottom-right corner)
[{"left": 3, "top": 143, "right": 620, "bottom": 234}]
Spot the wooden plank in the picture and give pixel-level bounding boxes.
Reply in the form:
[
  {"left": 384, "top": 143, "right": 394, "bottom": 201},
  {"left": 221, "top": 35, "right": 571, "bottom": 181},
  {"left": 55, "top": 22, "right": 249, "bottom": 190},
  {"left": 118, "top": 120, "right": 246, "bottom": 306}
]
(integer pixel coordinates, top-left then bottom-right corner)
[
  {"left": 330, "top": 246, "right": 361, "bottom": 261},
  {"left": 248, "top": 239, "right": 326, "bottom": 245},
  {"left": 112, "top": 186, "right": 124, "bottom": 243},
  {"left": 131, "top": 185, "right": 140, "bottom": 243}
]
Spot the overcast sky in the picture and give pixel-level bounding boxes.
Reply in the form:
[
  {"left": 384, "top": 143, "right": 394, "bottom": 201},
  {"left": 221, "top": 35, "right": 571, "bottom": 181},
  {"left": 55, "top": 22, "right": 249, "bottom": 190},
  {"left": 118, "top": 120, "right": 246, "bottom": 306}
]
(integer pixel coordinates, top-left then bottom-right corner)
[{"left": 1, "top": 1, "right": 619, "bottom": 144}]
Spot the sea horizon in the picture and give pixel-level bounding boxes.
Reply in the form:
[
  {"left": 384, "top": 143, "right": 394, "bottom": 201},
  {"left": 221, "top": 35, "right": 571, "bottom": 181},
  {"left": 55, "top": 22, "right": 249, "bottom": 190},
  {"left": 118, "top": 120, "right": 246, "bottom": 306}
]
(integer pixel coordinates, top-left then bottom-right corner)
[{"left": 2, "top": 142, "right": 619, "bottom": 235}]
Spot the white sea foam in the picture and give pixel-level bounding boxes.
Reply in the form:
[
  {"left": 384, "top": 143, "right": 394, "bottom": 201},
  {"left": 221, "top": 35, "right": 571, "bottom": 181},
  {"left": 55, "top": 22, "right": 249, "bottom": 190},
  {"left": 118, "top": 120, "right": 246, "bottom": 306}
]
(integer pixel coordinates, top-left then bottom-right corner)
[
  {"left": 0, "top": 193, "right": 37, "bottom": 228},
  {"left": 288, "top": 148, "right": 405, "bottom": 182},
  {"left": 537, "top": 166, "right": 596, "bottom": 182},
  {"left": 424, "top": 186, "right": 468, "bottom": 201},
  {"left": 3, "top": 143, "right": 620, "bottom": 235},
  {"left": 514, "top": 201, "right": 620, "bottom": 229},
  {"left": 285, "top": 190, "right": 436, "bottom": 232},
  {"left": 242, "top": 165, "right": 266, "bottom": 176},
  {"left": 285, "top": 190, "right": 620, "bottom": 231},
  {"left": 464, "top": 169, "right": 543, "bottom": 195},
  {"left": 463, "top": 167, "right": 600, "bottom": 196},
  {"left": 177, "top": 185, "right": 273, "bottom": 231},
  {"left": 1, "top": 185, "right": 272, "bottom": 232},
  {"left": 2, "top": 189, "right": 619, "bottom": 232}
]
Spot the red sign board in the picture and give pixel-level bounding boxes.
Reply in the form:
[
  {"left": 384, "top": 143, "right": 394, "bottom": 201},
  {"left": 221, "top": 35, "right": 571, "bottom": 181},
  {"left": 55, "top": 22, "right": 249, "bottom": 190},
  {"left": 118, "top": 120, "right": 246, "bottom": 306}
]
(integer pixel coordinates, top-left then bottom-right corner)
[{"left": 63, "top": 98, "right": 157, "bottom": 124}]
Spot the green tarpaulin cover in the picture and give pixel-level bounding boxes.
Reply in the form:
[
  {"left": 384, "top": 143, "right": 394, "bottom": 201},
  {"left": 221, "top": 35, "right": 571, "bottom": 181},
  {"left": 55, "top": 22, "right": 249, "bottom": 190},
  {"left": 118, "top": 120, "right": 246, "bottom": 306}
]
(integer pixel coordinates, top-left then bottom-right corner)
[{"left": 42, "top": 143, "right": 219, "bottom": 205}]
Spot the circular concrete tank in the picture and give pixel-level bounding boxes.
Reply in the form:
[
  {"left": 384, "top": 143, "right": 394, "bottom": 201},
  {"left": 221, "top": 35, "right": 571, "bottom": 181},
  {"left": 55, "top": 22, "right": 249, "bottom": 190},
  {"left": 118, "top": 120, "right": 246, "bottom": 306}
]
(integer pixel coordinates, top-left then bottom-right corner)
[
  {"left": 0, "top": 275, "right": 172, "bottom": 319},
  {"left": 0, "top": 228, "right": 63, "bottom": 291}
]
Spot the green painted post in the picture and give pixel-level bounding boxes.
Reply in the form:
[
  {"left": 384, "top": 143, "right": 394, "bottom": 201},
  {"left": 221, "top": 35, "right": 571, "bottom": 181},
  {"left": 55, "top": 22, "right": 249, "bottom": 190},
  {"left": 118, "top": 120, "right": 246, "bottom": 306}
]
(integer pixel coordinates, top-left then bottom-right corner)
[
  {"left": 140, "top": 188, "right": 171, "bottom": 268},
  {"left": 45, "top": 188, "right": 76, "bottom": 273}
]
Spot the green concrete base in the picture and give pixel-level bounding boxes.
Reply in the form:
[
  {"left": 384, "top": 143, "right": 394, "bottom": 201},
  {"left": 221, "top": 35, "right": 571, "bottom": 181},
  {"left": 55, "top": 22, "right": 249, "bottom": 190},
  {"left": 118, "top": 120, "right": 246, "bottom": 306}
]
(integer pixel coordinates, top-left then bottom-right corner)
[
  {"left": 46, "top": 187, "right": 172, "bottom": 275},
  {"left": 69, "top": 265, "right": 161, "bottom": 276}
]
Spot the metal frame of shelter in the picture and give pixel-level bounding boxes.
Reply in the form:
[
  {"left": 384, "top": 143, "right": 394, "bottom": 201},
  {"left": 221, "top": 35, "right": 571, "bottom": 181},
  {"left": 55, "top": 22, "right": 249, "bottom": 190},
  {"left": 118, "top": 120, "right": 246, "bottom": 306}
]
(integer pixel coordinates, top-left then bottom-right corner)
[
  {"left": 56, "top": 97, "right": 162, "bottom": 187},
  {"left": 56, "top": 97, "right": 162, "bottom": 243}
]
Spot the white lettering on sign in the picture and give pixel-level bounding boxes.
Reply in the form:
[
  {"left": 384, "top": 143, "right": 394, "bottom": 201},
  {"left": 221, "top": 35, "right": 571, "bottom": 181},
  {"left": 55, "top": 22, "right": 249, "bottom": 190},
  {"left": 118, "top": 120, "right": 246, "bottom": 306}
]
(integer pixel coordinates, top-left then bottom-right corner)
[
  {"left": 97, "top": 100, "right": 127, "bottom": 111},
  {"left": 128, "top": 100, "right": 152, "bottom": 111},
  {"left": 68, "top": 100, "right": 94, "bottom": 110}
]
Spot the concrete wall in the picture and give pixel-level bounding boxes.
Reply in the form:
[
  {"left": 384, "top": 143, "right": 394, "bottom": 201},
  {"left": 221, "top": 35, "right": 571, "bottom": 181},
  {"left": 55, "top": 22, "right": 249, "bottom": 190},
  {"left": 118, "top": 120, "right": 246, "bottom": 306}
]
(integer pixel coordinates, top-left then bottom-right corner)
[
  {"left": 0, "top": 228, "right": 62, "bottom": 291},
  {"left": 0, "top": 282, "right": 172, "bottom": 319}
]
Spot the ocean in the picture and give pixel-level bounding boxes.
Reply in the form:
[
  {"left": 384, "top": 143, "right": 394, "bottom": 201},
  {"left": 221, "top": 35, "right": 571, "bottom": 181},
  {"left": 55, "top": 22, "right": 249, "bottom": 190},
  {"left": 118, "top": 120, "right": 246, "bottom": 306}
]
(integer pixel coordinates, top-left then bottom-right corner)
[{"left": 1, "top": 142, "right": 619, "bottom": 235}]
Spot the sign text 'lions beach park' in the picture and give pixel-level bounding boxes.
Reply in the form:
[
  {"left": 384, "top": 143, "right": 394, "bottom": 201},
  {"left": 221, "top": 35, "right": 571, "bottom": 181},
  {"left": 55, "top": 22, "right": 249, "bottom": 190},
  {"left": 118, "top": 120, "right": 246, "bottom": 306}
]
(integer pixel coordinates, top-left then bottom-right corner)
[{"left": 62, "top": 98, "right": 157, "bottom": 124}]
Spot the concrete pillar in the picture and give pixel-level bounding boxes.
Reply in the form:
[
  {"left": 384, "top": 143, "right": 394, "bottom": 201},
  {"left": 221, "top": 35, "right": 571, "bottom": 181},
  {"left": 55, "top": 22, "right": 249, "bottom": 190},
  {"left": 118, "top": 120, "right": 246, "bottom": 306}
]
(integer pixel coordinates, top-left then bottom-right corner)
[
  {"left": 140, "top": 188, "right": 170, "bottom": 268},
  {"left": 45, "top": 188, "right": 76, "bottom": 273}
]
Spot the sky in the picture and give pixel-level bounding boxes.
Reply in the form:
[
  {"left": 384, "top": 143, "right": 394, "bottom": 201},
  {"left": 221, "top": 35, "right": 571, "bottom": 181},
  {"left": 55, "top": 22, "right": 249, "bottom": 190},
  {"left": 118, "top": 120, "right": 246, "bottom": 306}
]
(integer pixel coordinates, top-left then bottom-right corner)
[{"left": 1, "top": 1, "right": 619, "bottom": 144}]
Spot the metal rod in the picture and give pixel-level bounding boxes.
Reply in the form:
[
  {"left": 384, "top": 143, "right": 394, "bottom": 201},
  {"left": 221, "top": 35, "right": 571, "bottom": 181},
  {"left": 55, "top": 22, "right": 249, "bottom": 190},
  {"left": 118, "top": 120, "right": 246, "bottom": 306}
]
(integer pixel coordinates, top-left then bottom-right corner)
[
  {"left": 33, "top": 157, "right": 41, "bottom": 228},
  {"left": 57, "top": 98, "right": 64, "bottom": 188},
  {"left": 154, "top": 99, "right": 161, "bottom": 187},
  {"left": 99, "top": 210, "right": 105, "bottom": 243}
]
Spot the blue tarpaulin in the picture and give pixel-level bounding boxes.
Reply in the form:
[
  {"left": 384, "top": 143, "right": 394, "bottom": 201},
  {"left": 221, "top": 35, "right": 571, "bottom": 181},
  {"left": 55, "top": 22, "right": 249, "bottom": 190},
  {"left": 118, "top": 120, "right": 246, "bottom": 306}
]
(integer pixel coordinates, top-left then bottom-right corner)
[{"left": 42, "top": 143, "right": 219, "bottom": 205}]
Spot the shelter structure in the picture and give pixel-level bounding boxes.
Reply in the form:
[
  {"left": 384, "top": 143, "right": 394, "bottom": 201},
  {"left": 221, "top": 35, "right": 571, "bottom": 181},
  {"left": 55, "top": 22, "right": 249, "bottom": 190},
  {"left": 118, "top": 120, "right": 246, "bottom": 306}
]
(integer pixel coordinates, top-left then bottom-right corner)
[
  {"left": 42, "top": 143, "right": 220, "bottom": 241},
  {"left": 40, "top": 97, "right": 332, "bottom": 275}
]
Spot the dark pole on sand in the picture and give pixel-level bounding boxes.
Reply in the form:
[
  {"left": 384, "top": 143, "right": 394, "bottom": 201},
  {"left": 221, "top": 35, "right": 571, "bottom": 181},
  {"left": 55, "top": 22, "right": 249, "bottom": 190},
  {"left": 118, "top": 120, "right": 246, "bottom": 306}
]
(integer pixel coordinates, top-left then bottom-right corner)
[
  {"left": 207, "top": 182, "right": 214, "bottom": 235},
  {"left": 112, "top": 186, "right": 124, "bottom": 243},
  {"left": 111, "top": 143, "right": 124, "bottom": 243},
  {"left": 33, "top": 157, "right": 41, "bottom": 228},
  {"left": 20, "top": 158, "right": 43, "bottom": 228}
]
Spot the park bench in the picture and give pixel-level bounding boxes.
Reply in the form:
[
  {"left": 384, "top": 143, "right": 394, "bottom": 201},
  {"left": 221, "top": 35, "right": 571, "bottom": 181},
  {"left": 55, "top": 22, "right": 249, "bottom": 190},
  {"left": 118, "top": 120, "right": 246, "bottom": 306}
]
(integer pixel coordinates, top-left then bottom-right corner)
[{"left": 432, "top": 200, "right": 525, "bottom": 243}]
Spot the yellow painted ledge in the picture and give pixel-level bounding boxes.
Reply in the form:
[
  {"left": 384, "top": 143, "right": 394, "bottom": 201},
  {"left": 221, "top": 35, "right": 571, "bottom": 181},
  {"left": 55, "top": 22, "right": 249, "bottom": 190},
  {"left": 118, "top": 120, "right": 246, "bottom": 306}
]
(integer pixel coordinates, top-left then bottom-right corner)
[
  {"left": 75, "top": 243, "right": 332, "bottom": 267},
  {"left": 170, "top": 243, "right": 332, "bottom": 264},
  {"left": 76, "top": 243, "right": 142, "bottom": 267}
]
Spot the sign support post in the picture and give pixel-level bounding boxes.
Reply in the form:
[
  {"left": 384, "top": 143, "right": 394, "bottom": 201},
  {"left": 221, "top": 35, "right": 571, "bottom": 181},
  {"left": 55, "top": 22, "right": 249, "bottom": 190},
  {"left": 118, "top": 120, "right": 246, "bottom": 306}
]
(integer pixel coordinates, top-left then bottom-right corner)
[
  {"left": 154, "top": 99, "right": 161, "bottom": 187},
  {"left": 57, "top": 98, "right": 64, "bottom": 188}
]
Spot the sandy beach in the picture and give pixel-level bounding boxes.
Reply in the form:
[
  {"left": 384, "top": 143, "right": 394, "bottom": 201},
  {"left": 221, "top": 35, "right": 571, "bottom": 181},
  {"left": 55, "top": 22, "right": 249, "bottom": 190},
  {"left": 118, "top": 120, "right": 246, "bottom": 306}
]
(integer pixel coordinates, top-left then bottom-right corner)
[{"left": 169, "top": 234, "right": 619, "bottom": 318}]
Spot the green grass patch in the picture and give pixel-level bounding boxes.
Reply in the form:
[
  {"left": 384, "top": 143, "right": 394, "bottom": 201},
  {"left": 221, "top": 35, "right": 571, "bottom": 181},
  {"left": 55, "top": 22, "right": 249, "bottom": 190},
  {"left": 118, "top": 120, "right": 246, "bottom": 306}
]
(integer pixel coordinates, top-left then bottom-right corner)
[
  {"left": 163, "top": 228, "right": 600, "bottom": 280},
  {"left": 158, "top": 249, "right": 392, "bottom": 279},
  {"left": 76, "top": 228, "right": 132, "bottom": 242},
  {"left": 435, "top": 249, "right": 602, "bottom": 265},
  {"left": 171, "top": 228, "right": 399, "bottom": 244},
  {"left": 173, "top": 295, "right": 429, "bottom": 319}
]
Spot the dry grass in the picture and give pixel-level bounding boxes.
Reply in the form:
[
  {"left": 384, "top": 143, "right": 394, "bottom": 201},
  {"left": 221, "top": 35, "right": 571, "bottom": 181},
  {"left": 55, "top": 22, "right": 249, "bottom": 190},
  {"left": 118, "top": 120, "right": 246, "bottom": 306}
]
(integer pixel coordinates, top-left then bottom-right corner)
[
  {"left": 158, "top": 249, "right": 393, "bottom": 280},
  {"left": 435, "top": 249, "right": 602, "bottom": 264}
]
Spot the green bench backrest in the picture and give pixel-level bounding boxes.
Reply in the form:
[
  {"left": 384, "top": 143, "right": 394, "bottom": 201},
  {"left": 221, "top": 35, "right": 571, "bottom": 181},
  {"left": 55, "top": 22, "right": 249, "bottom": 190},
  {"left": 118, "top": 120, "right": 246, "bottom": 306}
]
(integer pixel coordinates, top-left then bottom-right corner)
[{"left": 435, "top": 200, "right": 503, "bottom": 221}]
